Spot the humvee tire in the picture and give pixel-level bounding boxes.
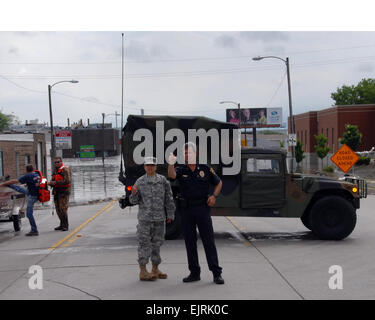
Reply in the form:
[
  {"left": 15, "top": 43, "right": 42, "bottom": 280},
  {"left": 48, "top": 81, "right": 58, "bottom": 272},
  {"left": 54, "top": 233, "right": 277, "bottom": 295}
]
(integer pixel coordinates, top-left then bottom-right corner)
[
  {"left": 300, "top": 213, "right": 311, "bottom": 230},
  {"left": 165, "top": 209, "right": 182, "bottom": 240},
  {"left": 309, "top": 195, "right": 356, "bottom": 240}
]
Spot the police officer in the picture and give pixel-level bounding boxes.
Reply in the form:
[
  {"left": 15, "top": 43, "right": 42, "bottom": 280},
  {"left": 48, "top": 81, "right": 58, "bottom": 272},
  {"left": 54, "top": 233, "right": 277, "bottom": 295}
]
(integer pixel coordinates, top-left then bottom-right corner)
[
  {"left": 168, "top": 142, "right": 224, "bottom": 285},
  {"left": 130, "top": 156, "right": 175, "bottom": 281}
]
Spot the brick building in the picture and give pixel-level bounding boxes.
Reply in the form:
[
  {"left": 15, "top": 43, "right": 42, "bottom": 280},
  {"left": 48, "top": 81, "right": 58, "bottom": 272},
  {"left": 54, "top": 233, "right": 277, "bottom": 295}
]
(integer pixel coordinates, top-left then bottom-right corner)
[
  {"left": 289, "top": 104, "right": 375, "bottom": 171},
  {"left": 291, "top": 104, "right": 375, "bottom": 153},
  {"left": 0, "top": 133, "right": 47, "bottom": 179}
]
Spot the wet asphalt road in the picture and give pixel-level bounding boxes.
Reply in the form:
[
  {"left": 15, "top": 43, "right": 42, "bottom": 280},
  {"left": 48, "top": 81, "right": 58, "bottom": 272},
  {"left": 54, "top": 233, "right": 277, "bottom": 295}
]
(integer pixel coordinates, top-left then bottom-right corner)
[{"left": 0, "top": 195, "right": 374, "bottom": 300}]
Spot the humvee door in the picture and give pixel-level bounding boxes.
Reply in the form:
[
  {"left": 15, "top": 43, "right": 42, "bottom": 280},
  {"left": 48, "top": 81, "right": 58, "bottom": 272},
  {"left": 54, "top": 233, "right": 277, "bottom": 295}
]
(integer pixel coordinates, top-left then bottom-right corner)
[{"left": 241, "top": 153, "right": 286, "bottom": 208}]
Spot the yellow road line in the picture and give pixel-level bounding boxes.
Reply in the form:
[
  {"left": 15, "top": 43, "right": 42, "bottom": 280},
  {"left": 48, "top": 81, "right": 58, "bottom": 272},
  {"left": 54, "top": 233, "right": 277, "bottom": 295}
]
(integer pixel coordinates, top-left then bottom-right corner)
[
  {"left": 225, "top": 216, "right": 252, "bottom": 247},
  {"left": 62, "top": 234, "right": 81, "bottom": 248},
  {"left": 49, "top": 200, "right": 116, "bottom": 251}
]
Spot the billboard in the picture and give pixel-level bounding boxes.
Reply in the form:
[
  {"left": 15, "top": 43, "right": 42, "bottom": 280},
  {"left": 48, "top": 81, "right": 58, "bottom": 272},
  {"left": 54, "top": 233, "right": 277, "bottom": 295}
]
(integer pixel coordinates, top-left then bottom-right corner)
[
  {"left": 55, "top": 130, "right": 72, "bottom": 149},
  {"left": 226, "top": 107, "right": 282, "bottom": 128}
]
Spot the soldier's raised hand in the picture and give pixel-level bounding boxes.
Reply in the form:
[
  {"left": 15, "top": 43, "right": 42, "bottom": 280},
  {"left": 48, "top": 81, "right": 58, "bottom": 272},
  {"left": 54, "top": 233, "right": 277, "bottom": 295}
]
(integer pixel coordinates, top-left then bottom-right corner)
[
  {"left": 131, "top": 185, "right": 138, "bottom": 195},
  {"left": 168, "top": 153, "right": 177, "bottom": 165}
]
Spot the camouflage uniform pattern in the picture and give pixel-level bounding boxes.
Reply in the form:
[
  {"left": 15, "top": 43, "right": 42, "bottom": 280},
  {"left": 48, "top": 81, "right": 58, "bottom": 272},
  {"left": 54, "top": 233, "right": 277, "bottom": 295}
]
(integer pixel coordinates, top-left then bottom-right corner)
[
  {"left": 136, "top": 221, "right": 165, "bottom": 265},
  {"left": 52, "top": 166, "right": 71, "bottom": 229},
  {"left": 130, "top": 173, "right": 175, "bottom": 265}
]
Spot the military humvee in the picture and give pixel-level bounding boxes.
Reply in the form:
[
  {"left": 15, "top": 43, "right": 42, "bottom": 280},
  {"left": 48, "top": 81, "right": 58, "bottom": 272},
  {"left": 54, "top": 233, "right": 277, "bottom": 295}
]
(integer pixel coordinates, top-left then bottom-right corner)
[{"left": 119, "top": 115, "right": 367, "bottom": 241}]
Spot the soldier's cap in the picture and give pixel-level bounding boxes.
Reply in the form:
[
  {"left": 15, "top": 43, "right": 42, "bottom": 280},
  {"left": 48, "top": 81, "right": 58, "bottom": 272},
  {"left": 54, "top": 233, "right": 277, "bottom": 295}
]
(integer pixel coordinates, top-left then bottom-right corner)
[{"left": 144, "top": 157, "right": 157, "bottom": 165}]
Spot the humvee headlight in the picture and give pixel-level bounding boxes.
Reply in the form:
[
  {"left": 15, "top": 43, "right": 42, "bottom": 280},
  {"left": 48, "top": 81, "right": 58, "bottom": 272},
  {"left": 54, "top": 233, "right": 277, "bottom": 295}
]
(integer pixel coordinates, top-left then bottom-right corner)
[{"left": 352, "top": 187, "right": 358, "bottom": 193}]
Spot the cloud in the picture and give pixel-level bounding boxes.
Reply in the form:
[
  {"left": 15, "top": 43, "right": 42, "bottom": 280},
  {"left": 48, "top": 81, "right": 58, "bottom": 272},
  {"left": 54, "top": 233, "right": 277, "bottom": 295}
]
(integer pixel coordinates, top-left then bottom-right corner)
[
  {"left": 263, "top": 45, "right": 286, "bottom": 55},
  {"left": 127, "top": 99, "right": 137, "bottom": 106},
  {"left": 214, "top": 34, "right": 238, "bottom": 48},
  {"left": 239, "top": 31, "right": 289, "bottom": 43},
  {"left": 13, "top": 32, "right": 40, "bottom": 37},
  {"left": 357, "top": 62, "right": 374, "bottom": 73},
  {"left": 82, "top": 96, "right": 100, "bottom": 103},
  {"left": 126, "top": 39, "right": 169, "bottom": 61},
  {"left": 8, "top": 45, "right": 18, "bottom": 55}
]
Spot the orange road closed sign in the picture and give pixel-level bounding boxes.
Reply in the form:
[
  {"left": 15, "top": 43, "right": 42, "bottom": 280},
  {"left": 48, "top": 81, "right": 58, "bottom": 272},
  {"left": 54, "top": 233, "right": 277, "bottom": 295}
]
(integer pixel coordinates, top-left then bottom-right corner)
[{"left": 330, "top": 144, "right": 360, "bottom": 173}]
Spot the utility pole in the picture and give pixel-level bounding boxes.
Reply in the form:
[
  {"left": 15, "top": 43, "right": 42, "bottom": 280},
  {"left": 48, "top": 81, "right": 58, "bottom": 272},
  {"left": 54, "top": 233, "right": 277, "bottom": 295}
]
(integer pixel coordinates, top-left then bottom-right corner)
[
  {"left": 286, "top": 57, "right": 296, "bottom": 172},
  {"left": 48, "top": 84, "right": 55, "bottom": 173},
  {"left": 102, "top": 113, "right": 105, "bottom": 165},
  {"left": 252, "top": 55, "right": 295, "bottom": 172},
  {"left": 47, "top": 80, "right": 78, "bottom": 175}
]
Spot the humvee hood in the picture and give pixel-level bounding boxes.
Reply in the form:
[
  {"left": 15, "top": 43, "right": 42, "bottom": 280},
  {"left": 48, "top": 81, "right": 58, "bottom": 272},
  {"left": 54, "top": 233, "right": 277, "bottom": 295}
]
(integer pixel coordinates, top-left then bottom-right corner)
[{"left": 300, "top": 174, "right": 355, "bottom": 193}]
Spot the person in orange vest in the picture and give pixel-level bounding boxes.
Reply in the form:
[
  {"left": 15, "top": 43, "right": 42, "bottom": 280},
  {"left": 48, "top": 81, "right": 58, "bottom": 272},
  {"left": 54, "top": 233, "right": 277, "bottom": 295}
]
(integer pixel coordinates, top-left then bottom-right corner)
[{"left": 48, "top": 157, "right": 71, "bottom": 231}]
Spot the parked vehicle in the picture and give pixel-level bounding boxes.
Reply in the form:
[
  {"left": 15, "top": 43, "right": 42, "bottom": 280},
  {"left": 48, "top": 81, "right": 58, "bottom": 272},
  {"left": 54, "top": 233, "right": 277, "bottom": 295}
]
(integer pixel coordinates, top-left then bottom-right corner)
[{"left": 0, "top": 186, "right": 26, "bottom": 231}]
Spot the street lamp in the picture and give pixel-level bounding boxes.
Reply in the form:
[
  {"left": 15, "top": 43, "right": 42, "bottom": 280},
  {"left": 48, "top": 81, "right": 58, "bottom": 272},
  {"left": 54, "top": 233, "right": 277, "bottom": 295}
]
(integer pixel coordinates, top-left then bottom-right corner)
[
  {"left": 48, "top": 80, "right": 79, "bottom": 174},
  {"left": 252, "top": 56, "right": 295, "bottom": 172}
]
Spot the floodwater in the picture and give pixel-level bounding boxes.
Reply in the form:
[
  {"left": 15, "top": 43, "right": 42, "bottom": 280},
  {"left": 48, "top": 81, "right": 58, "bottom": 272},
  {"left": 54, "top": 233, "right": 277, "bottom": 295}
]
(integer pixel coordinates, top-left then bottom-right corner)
[{"left": 66, "top": 156, "right": 125, "bottom": 205}]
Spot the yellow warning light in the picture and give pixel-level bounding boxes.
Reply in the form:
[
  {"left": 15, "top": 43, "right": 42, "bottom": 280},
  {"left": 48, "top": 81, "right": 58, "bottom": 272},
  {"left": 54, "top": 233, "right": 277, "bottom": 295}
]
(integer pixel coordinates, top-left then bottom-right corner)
[{"left": 352, "top": 187, "right": 358, "bottom": 193}]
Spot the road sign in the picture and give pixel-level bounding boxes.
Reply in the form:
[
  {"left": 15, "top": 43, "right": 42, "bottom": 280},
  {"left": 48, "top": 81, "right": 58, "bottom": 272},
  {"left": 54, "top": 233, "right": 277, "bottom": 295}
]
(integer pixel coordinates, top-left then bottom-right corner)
[
  {"left": 330, "top": 144, "right": 360, "bottom": 173},
  {"left": 55, "top": 130, "right": 72, "bottom": 149},
  {"left": 288, "top": 134, "right": 297, "bottom": 146}
]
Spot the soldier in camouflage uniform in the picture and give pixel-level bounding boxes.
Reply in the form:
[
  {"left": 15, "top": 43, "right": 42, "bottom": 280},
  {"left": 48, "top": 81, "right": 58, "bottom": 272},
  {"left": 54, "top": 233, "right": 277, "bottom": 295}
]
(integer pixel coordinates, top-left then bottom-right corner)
[
  {"left": 49, "top": 157, "right": 71, "bottom": 231},
  {"left": 129, "top": 156, "right": 175, "bottom": 281}
]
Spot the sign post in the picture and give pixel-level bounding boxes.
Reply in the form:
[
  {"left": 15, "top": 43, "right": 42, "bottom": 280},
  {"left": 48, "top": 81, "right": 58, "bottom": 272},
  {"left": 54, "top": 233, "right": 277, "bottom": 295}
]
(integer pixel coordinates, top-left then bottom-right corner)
[{"left": 330, "top": 144, "right": 360, "bottom": 173}]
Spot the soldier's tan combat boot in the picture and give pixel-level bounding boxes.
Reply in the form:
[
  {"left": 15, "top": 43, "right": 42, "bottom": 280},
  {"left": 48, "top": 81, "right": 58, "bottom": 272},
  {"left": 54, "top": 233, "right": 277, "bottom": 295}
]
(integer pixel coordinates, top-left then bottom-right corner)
[
  {"left": 152, "top": 263, "right": 168, "bottom": 279},
  {"left": 139, "top": 265, "right": 157, "bottom": 281}
]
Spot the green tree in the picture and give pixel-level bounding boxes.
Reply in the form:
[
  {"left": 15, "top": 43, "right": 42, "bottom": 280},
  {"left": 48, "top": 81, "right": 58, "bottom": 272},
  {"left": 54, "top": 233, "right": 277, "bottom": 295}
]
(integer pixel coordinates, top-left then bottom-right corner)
[
  {"left": 331, "top": 78, "right": 375, "bottom": 105},
  {"left": 0, "top": 111, "right": 12, "bottom": 132},
  {"left": 339, "top": 124, "right": 362, "bottom": 151},
  {"left": 314, "top": 133, "right": 331, "bottom": 170}
]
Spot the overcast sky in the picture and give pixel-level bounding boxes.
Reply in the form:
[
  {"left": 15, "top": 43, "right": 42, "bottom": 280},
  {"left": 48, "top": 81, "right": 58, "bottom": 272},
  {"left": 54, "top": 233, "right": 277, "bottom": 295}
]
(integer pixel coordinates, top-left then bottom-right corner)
[{"left": 1, "top": 30, "right": 375, "bottom": 127}]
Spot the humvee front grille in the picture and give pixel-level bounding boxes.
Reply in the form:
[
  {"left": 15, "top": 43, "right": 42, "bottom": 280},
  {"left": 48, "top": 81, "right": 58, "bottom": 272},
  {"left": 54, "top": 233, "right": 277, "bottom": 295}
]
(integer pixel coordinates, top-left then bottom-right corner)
[{"left": 345, "top": 177, "right": 368, "bottom": 198}]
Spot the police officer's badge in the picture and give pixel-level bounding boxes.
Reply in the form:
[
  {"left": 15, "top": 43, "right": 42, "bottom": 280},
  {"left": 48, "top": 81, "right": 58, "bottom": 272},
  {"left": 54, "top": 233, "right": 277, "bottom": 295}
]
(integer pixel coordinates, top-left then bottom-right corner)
[{"left": 199, "top": 170, "right": 205, "bottom": 178}]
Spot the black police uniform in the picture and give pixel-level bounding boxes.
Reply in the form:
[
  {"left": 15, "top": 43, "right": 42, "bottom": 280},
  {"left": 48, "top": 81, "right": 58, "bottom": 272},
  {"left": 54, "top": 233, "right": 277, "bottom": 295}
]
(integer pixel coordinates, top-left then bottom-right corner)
[{"left": 175, "top": 164, "right": 222, "bottom": 278}]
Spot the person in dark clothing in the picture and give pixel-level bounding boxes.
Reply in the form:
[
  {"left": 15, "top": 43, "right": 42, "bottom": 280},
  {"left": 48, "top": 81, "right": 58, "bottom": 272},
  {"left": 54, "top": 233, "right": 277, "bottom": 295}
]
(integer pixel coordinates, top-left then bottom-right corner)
[
  {"left": 168, "top": 142, "right": 224, "bottom": 285},
  {"left": 0, "top": 164, "right": 40, "bottom": 236}
]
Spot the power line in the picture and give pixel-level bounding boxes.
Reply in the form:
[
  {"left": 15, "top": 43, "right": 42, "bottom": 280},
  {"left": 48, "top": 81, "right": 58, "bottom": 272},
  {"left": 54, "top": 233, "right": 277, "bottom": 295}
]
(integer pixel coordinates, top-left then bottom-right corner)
[
  {"left": 0, "top": 73, "right": 224, "bottom": 115},
  {"left": 3, "top": 54, "right": 375, "bottom": 80},
  {"left": 0, "top": 74, "right": 46, "bottom": 94},
  {"left": 265, "top": 71, "right": 287, "bottom": 108},
  {"left": 0, "top": 73, "right": 140, "bottom": 111},
  {"left": 2, "top": 43, "right": 375, "bottom": 65}
]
